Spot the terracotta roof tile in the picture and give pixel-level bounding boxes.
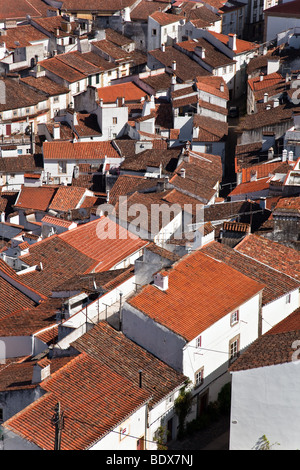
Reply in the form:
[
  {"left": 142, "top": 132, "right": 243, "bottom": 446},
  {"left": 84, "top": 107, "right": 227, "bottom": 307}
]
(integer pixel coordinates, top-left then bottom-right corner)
[
  {"left": 72, "top": 322, "right": 186, "bottom": 408},
  {"left": 3, "top": 352, "right": 151, "bottom": 450},
  {"left": 228, "top": 177, "right": 270, "bottom": 196},
  {"left": 235, "top": 234, "right": 300, "bottom": 281},
  {"left": 98, "top": 82, "right": 147, "bottom": 103},
  {"left": 59, "top": 217, "right": 148, "bottom": 272},
  {"left": 148, "top": 46, "right": 211, "bottom": 82},
  {"left": 43, "top": 141, "right": 119, "bottom": 160},
  {"left": 48, "top": 186, "right": 87, "bottom": 212},
  {"left": 201, "top": 241, "right": 299, "bottom": 306},
  {"left": 128, "top": 250, "right": 264, "bottom": 342},
  {"left": 15, "top": 186, "right": 56, "bottom": 212}
]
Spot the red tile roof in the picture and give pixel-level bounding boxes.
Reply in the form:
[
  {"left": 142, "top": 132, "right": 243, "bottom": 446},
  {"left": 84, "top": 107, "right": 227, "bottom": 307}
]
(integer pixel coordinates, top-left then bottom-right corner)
[
  {"left": 59, "top": 217, "right": 148, "bottom": 272},
  {"left": 0, "top": 0, "right": 49, "bottom": 20},
  {"left": 3, "top": 352, "right": 151, "bottom": 450},
  {"left": 201, "top": 241, "right": 299, "bottom": 306},
  {"left": 229, "top": 177, "right": 270, "bottom": 196},
  {"left": 72, "top": 322, "right": 187, "bottom": 409},
  {"left": 235, "top": 234, "right": 300, "bottom": 281},
  {"left": 150, "top": 10, "right": 185, "bottom": 25},
  {"left": 14, "top": 186, "right": 56, "bottom": 212},
  {"left": 97, "top": 82, "right": 147, "bottom": 103},
  {"left": 0, "top": 25, "right": 48, "bottom": 49},
  {"left": 248, "top": 72, "right": 284, "bottom": 93},
  {"left": 48, "top": 186, "right": 87, "bottom": 212},
  {"left": 128, "top": 250, "right": 264, "bottom": 341},
  {"left": 43, "top": 141, "right": 119, "bottom": 160},
  {"left": 208, "top": 31, "right": 258, "bottom": 54}
]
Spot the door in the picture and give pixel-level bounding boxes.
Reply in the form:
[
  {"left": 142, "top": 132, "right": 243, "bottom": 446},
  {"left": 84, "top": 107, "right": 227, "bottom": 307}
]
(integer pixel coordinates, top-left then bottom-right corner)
[
  {"left": 6, "top": 124, "right": 11, "bottom": 136},
  {"left": 197, "top": 390, "right": 209, "bottom": 417},
  {"left": 167, "top": 417, "right": 173, "bottom": 442},
  {"left": 137, "top": 436, "right": 145, "bottom": 450}
]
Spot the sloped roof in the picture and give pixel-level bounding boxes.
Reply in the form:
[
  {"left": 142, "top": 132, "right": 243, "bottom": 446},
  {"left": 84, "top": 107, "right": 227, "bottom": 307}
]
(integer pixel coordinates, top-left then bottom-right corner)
[
  {"left": 14, "top": 186, "right": 56, "bottom": 212},
  {"left": 43, "top": 141, "right": 119, "bottom": 160},
  {"left": 128, "top": 249, "right": 264, "bottom": 342},
  {"left": 72, "top": 322, "right": 186, "bottom": 408},
  {"left": 3, "top": 351, "right": 151, "bottom": 450},
  {"left": 201, "top": 241, "right": 299, "bottom": 306},
  {"left": 48, "top": 186, "right": 87, "bottom": 212},
  {"left": 59, "top": 217, "right": 148, "bottom": 272},
  {"left": 98, "top": 82, "right": 147, "bottom": 103},
  {"left": 235, "top": 234, "right": 300, "bottom": 281}
]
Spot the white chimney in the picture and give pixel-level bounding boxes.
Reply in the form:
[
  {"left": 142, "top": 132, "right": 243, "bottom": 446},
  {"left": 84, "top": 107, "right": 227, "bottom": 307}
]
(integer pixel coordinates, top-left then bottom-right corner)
[
  {"left": 266, "top": 104, "right": 271, "bottom": 110},
  {"left": 53, "top": 122, "right": 60, "bottom": 140},
  {"left": 172, "top": 60, "right": 176, "bottom": 71},
  {"left": 32, "top": 359, "right": 51, "bottom": 384},
  {"left": 199, "top": 46, "right": 205, "bottom": 59},
  {"left": 228, "top": 33, "right": 237, "bottom": 51},
  {"left": 268, "top": 147, "right": 274, "bottom": 160},
  {"left": 161, "top": 43, "right": 165, "bottom": 52},
  {"left": 180, "top": 168, "right": 186, "bottom": 178},
  {"left": 220, "top": 82, "right": 224, "bottom": 92},
  {"left": 260, "top": 73, "right": 264, "bottom": 82},
  {"left": 273, "top": 98, "right": 279, "bottom": 108},
  {"left": 288, "top": 150, "right": 294, "bottom": 161},
  {"left": 282, "top": 149, "right": 287, "bottom": 161},
  {"left": 123, "top": 6, "right": 131, "bottom": 22},
  {"left": 264, "top": 92, "right": 268, "bottom": 103},
  {"left": 153, "top": 272, "right": 169, "bottom": 291}
]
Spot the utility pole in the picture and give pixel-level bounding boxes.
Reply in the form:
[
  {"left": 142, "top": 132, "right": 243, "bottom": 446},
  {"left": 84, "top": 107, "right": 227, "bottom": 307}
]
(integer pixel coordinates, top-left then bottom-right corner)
[{"left": 51, "top": 402, "right": 64, "bottom": 450}]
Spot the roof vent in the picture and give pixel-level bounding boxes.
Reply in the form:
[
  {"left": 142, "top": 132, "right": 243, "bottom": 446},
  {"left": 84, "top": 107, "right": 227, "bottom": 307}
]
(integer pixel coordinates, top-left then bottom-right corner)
[
  {"left": 153, "top": 271, "right": 169, "bottom": 291},
  {"left": 32, "top": 358, "right": 51, "bottom": 384}
]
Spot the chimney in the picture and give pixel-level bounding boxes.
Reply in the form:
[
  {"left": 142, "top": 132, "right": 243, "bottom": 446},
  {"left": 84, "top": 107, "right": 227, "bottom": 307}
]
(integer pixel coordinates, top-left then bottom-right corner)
[
  {"left": 228, "top": 33, "right": 237, "bottom": 51},
  {"left": 273, "top": 98, "right": 279, "bottom": 108},
  {"left": 172, "top": 60, "right": 176, "bottom": 71},
  {"left": 268, "top": 147, "right": 274, "bottom": 160},
  {"left": 171, "top": 73, "right": 176, "bottom": 87},
  {"left": 161, "top": 43, "right": 165, "bottom": 52},
  {"left": 220, "top": 82, "right": 224, "bottom": 93},
  {"left": 180, "top": 168, "right": 186, "bottom": 178},
  {"left": 264, "top": 92, "right": 268, "bottom": 103},
  {"left": 53, "top": 122, "right": 60, "bottom": 140},
  {"left": 198, "top": 46, "right": 205, "bottom": 59},
  {"left": 153, "top": 271, "right": 169, "bottom": 291},
  {"left": 282, "top": 149, "right": 287, "bottom": 161},
  {"left": 260, "top": 73, "right": 264, "bottom": 82},
  {"left": 266, "top": 104, "right": 271, "bottom": 110},
  {"left": 32, "top": 358, "right": 51, "bottom": 384},
  {"left": 106, "top": 189, "right": 110, "bottom": 202},
  {"left": 288, "top": 150, "right": 294, "bottom": 161}
]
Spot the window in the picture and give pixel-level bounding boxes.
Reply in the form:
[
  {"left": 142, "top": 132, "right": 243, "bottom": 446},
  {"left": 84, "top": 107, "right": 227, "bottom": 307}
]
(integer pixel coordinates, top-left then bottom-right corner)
[
  {"left": 96, "top": 73, "right": 100, "bottom": 84},
  {"left": 53, "top": 96, "right": 59, "bottom": 103},
  {"left": 88, "top": 76, "right": 92, "bottom": 86},
  {"left": 229, "top": 64, "right": 233, "bottom": 72},
  {"left": 196, "top": 335, "right": 201, "bottom": 348},
  {"left": 112, "top": 117, "right": 118, "bottom": 124},
  {"left": 58, "top": 160, "right": 67, "bottom": 174},
  {"left": 152, "top": 28, "right": 157, "bottom": 36},
  {"left": 222, "top": 67, "right": 227, "bottom": 74},
  {"left": 205, "top": 144, "right": 212, "bottom": 154},
  {"left": 230, "top": 310, "right": 239, "bottom": 326},
  {"left": 229, "top": 335, "right": 240, "bottom": 363},
  {"left": 286, "top": 294, "right": 291, "bottom": 304},
  {"left": 26, "top": 108, "right": 30, "bottom": 114},
  {"left": 195, "top": 367, "right": 204, "bottom": 387},
  {"left": 0, "top": 408, "right": 3, "bottom": 423}
]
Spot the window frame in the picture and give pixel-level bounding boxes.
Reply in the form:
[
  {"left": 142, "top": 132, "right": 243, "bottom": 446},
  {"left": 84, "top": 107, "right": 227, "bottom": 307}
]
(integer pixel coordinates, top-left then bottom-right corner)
[
  {"left": 195, "top": 367, "right": 204, "bottom": 387},
  {"left": 230, "top": 309, "right": 239, "bottom": 326},
  {"left": 229, "top": 334, "right": 240, "bottom": 364}
]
